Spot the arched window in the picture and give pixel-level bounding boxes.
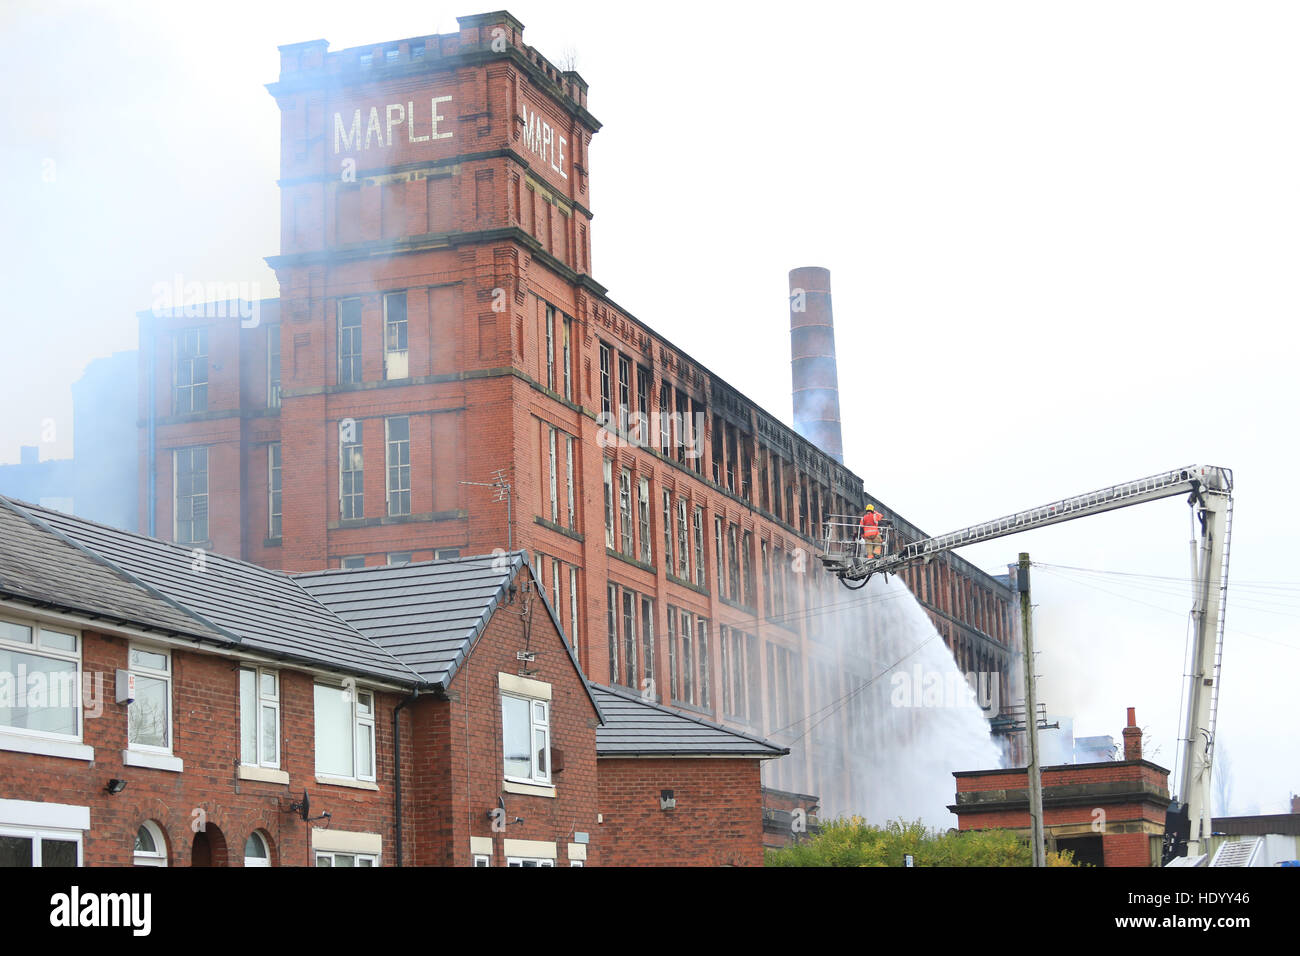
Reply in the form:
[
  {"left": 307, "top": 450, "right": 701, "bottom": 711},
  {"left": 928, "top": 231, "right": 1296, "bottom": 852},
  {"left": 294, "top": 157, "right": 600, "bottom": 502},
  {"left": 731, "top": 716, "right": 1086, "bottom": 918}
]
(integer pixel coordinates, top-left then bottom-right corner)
[
  {"left": 133, "top": 821, "right": 167, "bottom": 867},
  {"left": 244, "top": 830, "right": 271, "bottom": 867}
]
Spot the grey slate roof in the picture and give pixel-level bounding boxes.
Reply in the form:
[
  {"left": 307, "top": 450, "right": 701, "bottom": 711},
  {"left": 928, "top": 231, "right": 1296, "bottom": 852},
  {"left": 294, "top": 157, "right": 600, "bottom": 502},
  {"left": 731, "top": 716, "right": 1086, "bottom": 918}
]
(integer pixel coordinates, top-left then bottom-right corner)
[
  {"left": 592, "top": 684, "right": 788, "bottom": 759},
  {"left": 295, "top": 555, "right": 603, "bottom": 721},
  {"left": 294, "top": 553, "right": 530, "bottom": 689},
  {"left": 0, "top": 498, "right": 223, "bottom": 642},
  {"left": 3, "top": 498, "right": 421, "bottom": 684}
]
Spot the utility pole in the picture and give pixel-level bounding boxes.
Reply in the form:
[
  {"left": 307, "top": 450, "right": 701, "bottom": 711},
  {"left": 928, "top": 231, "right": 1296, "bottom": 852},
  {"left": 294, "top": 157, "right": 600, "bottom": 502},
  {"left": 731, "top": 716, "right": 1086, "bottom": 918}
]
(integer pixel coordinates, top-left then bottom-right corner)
[{"left": 1019, "top": 552, "right": 1046, "bottom": 867}]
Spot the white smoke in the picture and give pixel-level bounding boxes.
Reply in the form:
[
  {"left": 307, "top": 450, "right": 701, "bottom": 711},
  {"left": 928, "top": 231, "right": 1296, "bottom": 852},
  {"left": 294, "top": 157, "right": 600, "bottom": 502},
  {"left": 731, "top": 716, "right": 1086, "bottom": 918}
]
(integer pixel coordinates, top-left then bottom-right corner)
[{"left": 806, "top": 573, "right": 1004, "bottom": 830}]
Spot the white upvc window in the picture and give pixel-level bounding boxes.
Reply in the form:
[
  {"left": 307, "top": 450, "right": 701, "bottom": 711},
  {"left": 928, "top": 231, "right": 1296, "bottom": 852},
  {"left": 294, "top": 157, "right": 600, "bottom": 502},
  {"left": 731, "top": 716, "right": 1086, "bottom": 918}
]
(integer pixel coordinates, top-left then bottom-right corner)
[
  {"left": 314, "top": 683, "right": 376, "bottom": 783},
  {"left": 501, "top": 693, "right": 550, "bottom": 786},
  {"left": 127, "top": 645, "right": 172, "bottom": 753},
  {"left": 239, "top": 666, "right": 280, "bottom": 769},
  {"left": 506, "top": 857, "right": 555, "bottom": 867},
  {"left": 315, "top": 851, "right": 377, "bottom": 867},
  {"left": 133, "top": 821, "right": 168, "bottom": 867},
  {"left": 473, "top": 854, "right": 491, "bottom": 867},
  {"left": 0, "top": 824, "right": 82, "bottom": 867},
  {"left": 245, "top": 831, "right": 272, "bottom": 867},
  {"left": 0, "top": 616, "right": 81, "bottom": 742}
]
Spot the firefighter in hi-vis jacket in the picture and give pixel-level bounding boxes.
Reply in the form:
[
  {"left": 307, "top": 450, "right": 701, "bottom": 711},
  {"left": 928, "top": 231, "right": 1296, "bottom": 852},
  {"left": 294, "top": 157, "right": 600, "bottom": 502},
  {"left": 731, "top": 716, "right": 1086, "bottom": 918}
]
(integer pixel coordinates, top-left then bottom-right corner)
[{"left": 858, "top": 505, "right": 884, "bottom": 559}]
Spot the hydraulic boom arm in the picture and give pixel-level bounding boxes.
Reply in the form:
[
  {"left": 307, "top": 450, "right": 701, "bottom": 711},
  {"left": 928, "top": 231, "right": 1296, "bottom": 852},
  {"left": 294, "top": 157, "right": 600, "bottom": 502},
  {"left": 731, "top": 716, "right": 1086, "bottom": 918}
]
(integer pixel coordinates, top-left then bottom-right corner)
[{"left": 821, "top": 464, "right": 1233, "bottom": 863}]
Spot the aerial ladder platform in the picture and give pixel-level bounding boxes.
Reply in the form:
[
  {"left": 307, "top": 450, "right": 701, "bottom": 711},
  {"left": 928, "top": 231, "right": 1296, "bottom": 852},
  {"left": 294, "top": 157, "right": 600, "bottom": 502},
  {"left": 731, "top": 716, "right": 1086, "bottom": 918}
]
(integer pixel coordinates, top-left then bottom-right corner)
[{"left": 819, "top": 465, "right": 1233, "bottom": 865}]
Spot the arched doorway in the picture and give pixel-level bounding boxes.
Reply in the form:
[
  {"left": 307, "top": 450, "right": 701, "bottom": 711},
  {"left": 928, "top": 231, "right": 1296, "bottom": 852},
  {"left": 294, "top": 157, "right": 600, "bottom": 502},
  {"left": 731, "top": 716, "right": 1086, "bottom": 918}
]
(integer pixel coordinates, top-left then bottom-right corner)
[{"left": 191, "top": 824, "right": 228, "bottom": 867}]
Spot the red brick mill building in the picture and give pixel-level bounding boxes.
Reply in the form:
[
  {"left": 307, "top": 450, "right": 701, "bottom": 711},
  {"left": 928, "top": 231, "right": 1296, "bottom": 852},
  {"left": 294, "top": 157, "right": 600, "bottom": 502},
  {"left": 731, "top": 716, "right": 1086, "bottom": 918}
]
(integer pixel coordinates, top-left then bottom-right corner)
[
  {"left": 0, "top": 496, "right": 782, "bottom": 866},
  {"left": 135, "top": 10, "right": 1020, "bottom": 820}
]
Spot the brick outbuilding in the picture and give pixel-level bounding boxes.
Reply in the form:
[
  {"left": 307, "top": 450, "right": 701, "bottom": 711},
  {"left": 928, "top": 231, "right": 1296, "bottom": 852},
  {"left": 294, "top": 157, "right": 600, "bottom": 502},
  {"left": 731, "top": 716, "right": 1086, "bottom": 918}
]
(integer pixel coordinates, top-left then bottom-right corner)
[{"left": 950, "top": 709, "right": 1171, "bottom": 867}]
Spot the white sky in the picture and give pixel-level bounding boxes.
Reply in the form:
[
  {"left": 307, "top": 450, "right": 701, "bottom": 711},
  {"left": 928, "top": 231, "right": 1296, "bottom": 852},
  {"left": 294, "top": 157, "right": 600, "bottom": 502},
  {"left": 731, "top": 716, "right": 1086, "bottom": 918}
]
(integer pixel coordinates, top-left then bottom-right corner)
[{"left": 2, "top": 0, "right": 1296, "bottom": 814}]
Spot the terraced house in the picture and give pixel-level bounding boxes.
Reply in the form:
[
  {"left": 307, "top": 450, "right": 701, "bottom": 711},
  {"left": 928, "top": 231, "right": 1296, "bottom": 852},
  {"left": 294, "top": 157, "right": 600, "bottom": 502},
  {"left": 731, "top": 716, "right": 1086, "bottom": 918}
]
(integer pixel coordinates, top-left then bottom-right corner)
[{"left": 0, "top": 495, "right": 782, "bottom": 866}]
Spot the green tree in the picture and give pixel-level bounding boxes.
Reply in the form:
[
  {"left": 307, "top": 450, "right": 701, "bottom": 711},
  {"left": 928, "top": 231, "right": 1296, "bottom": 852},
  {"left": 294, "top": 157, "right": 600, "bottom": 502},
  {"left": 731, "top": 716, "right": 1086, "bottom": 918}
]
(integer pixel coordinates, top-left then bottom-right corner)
[{"left": 765, "top": 817, "right": 1079, "bottom": 867}]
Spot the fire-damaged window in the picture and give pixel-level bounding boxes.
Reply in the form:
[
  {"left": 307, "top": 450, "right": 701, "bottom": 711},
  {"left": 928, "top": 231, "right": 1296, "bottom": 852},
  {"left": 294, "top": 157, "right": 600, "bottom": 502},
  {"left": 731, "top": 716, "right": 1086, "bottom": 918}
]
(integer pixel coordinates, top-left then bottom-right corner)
[
  {"left": 602, "top": 458, "right": 615, "bottom": 549},
  {"left": 545, "top": 304, "right": 555, "bottom": 391},
  {"left": 565, "top": 434, "right": 576, "bottom": 529},
  {"left": 266, "top": 322, "right": 281, "bottom": 409},
  {"left": 547, "top": 426, "right": 559, "bottom": 523},
  {"left": 598, "top": 342, "right": 611, "bottom": 417},
  {"left": 659, "top": 382, "right": 672, "bottom": 457},
  {"left": 714, "top": 516, "right": 725, "bottom": 594},
  {"left": 670, "top": 606, "right": 712, "bottom": 712},
  {"left": 606, "top": 583, "right": 648, "bottom": 692},
  {"left": 675, "top": 497, "right": 689, "bottom": 580},
  {"left": 385, "top": 416, "right": 410, "bottom": 517},
  {"left": 741, "top": 530, "right": 755, "bottom": 607},
  {"left": 562, "top": 314, "right": 572, "bottom": 400},
  {"left": 617, "top": 354, "right": 631, "bottom": 433},
  {"left": 727, "top": 523, "right": 741, "bottom": 602},
  {"left": 635, "top": 365, "right": 650, "bottom": 444},
  {"left": 761, "top": 540, "right": 772, "bottom": 616},
  {"left": 338, "top": 298, "right": 363, "bottom": 385},
  {"left": 619, "top": 468, "right": 634, "bottom": 557},
  {"left": 720, "top": 626, "right": 759, "bottom": 723},
  {"left": 766, "top": 642, "right": 802, "bottom": 735},
  {"left": 383, "top": 292, "right": 408, "bottom": 380},
  {"left": 268, "top": 443, "right": 282, "bottom": 539},
  {"left": 174, "top": 446, "right": 208, "bottom": 544},
  {"left": 638, "top": 477, "right": 652, "bottom": 564},
  {"left": 173, "top": 327, "right": 208, "bottom": 414},
  {"left": 661, "top": 489, "right": 674, "bottom": 573},
  {"left": 640, "top": 596, "right": 655, "bottom": 698},
  {"left": 340, "top": 420, "right": 363, "bottom": 520},
  {"left": 667, "top": 607, "right": 710, "bottom": 709},
  {"left": 693, "top": 505, "right": 706, "bottom": 587}
]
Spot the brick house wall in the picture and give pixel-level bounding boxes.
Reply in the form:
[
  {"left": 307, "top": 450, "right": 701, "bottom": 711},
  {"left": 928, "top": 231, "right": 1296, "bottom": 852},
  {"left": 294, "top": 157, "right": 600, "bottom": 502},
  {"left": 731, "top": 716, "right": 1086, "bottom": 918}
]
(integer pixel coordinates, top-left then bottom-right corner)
[
  {"left": 598, "top": 757, "right": 764, "bottom": 867},
  {"left": 406, "top": 564, "right": 601, "bottom": 866},
  {"left": 0, "top": 621, "right": 403, "bottom": 867}
]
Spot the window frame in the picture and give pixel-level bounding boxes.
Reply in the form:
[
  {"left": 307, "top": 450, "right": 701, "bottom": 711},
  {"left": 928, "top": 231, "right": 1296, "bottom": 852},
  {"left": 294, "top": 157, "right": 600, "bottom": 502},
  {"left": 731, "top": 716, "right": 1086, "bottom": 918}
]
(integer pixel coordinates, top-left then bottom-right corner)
[
  {"left": 267, "top": 442, "right": 282, "bottom": 539},
  {"left": 244, "top": 830, "right": 272, "bottom": 867},
  {"left": 500, "top": 692, "right": 550, "bottom": 787},
  {"left": 0, "top": 616, "right": 82, "bottom": 743},
  {"left": 126, "top": 644, "right": 173, "bottom": 756},
  {"left": 385, "top": 415, "right": 411, "bottom": 517},
  {"left": 338, "top": 298, "right": 363, "bottom": 385},
  {"left": 173, "top": 445, "right": 209, "bottom": 545},
  {"left": 313, "top": 681, "right": 377, "bottom": 784},
  {"left": 173, "top": 327, "right": 208, "bottom": 414},
  {"left": 339, "top": 419, "right": 364, "bottom": 520},
  {"left": 266, "top": 322, "right": 281, "bottom": 409},
  {"left": 239, "top": 665, "right": 280, "bottom": 770},
  {"left": 315, "top": 850, "right": 377, "bottom": 867},
  {"left": 133, "top": 820, "right": 168, "bottom": 867},
  {"left": 383, "top": 291, "right": 409, "bottom": 381},
  {"left": 0, "top": 824, "right": 83, "bottom": 867}
]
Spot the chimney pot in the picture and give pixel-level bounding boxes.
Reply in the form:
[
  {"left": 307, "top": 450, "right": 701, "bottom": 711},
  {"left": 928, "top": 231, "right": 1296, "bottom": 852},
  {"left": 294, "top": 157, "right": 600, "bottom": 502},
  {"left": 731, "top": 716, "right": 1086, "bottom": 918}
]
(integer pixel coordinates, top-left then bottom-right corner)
[{"left": 1122, "top": 707, "right": 1142, "bottom": 761}]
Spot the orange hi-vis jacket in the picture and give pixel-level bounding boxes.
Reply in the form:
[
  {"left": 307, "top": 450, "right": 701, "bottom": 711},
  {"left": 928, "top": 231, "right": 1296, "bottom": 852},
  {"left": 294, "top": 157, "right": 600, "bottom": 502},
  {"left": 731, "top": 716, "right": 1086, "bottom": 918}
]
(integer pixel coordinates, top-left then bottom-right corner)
[{"left": 859, "top": 511, "right": 881, "bottom": 540}]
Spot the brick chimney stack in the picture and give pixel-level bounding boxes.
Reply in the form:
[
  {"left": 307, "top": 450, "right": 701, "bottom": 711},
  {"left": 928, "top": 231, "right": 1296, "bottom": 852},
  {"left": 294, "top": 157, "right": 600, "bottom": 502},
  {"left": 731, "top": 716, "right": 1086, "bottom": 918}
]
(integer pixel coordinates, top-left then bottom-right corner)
[{"left": 1122, "top": 706, "right": 1142, "bottom": 761}]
